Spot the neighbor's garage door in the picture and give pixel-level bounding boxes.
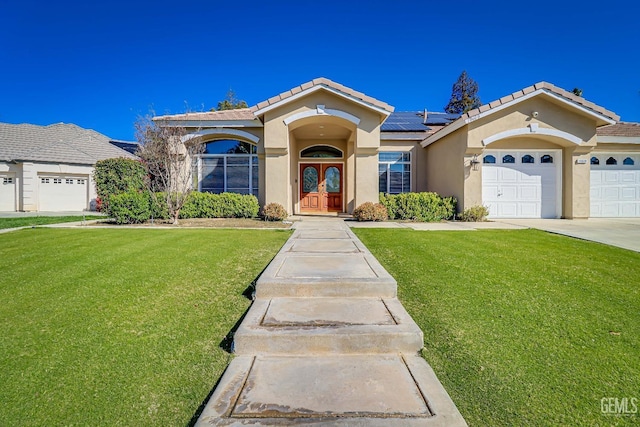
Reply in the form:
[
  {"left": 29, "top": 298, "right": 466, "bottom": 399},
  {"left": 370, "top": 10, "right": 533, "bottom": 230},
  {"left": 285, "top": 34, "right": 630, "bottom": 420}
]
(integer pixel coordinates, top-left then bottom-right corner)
[
  {"left": 590, "top": 153, "right": 640, "bottom": 217},
  {"left": 482, "top": 150, "right": 561, "bottom": 218},
  {"left": 0, "top": 173, "right": 16, "bottom": 211},
  {"left": 39, "top": 175, "right": 88, "bottom": 211}
]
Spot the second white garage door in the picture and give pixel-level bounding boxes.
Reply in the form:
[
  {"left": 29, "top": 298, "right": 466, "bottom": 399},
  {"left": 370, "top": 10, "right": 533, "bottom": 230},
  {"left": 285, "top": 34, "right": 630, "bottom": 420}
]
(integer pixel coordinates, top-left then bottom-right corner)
[
  {"left": 39, "top": 175, "right": 89, "bottom": 211},
  {"left": 482, "top": 150, "right": 561, "bottom": 218},
  {"left": 590, "top": 153, "right": 640, "bottom": 217},
  {"left": 0, "top": 174, "right": 17, "bottom": 211}
]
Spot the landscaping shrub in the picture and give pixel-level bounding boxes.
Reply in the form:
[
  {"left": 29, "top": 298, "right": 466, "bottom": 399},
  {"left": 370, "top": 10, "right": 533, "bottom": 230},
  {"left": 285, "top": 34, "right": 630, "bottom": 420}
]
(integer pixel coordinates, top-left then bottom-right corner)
[
  {"left": 150, "top": 193, "right": 170, "bottom": 220},
  {"left": 94, "top": 158, "right": 147, "bottom": 211},
  {"left": 379, "top": 192, "right": 456, "bottom": 222},
  {"left": 179, "top": 192, "right": 259, "bottom": 219},
  {"left": 352, "top": 202, "right": 388, "bottom": 221},
  {"left": 459, "top": 205, "right": 489, "bottom": 222},
  {"left": 108, "top": 191, "right": 152, "bottom": 224},
  {"left": 262, "top": 203, "right": 288, "bottom": 221}
]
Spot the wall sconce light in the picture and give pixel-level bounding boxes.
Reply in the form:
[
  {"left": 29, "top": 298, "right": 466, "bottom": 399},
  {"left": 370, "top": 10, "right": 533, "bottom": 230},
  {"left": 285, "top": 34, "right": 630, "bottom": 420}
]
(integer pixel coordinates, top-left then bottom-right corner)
[
  {"left": 470, "top": 154, "right": 480, "bottom": 171},
  {"left": 531, "top": 111, "right": 539, "bottom": 118}
]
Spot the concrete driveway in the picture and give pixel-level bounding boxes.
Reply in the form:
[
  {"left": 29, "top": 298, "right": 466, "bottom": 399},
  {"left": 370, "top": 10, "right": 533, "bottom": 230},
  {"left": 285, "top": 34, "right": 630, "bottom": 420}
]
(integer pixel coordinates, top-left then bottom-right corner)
[{"left": 495, "top": 218, "right": 640, "bottom": 253}]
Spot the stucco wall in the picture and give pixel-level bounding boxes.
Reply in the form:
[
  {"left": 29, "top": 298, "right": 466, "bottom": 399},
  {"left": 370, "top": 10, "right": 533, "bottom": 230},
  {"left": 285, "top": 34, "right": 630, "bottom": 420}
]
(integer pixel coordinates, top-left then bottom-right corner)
[{"left": 425, "top": 131, "right": 467, "bottom": 210}]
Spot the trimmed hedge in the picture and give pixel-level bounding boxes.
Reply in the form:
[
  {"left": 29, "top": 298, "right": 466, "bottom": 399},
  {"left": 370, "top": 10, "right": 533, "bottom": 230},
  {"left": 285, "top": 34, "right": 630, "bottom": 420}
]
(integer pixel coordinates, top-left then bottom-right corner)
[
  {"left": 379, "top": 192, "right": 456, "bottom": 222},
  {"left": 94, "top": 158, "right": 147, "bottom": 211},
  {"left": 108, "top": 191, "right": 152, "bottom": 224},
  {"left": 179, "top": 192, "right": 260, "bottom": 219}
]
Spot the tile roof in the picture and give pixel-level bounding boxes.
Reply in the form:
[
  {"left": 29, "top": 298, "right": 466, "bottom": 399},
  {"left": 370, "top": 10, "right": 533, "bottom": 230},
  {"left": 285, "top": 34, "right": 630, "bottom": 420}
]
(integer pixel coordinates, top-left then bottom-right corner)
[
  {"left": 0, "top": 122, "right": 136, "bottom": 165},
  {"left": 251, "top": 77, "right": 395, "bottom": 114},
  {"left": 460, "top": 82, "right": 619, "bottom": 122},
  {"left": 596, "top": 121, "right": 640, "bottom": 137},
  {"left": 153, "top": 108, "right": 256, "bottom": 121}
]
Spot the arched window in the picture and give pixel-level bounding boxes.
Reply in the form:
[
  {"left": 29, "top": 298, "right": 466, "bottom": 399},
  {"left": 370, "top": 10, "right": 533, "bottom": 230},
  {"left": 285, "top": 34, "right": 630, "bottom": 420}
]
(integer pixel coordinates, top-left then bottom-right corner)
[
  {"left": 623, "top": 157, "right": 635, "bottom": 165},
  {"left": 502, "top": 155, "right": 515, "bottom": 164},
  {"left": 591, "top": 157, "right": 600, "bottom": 165},
  {"left": 199, "top": 139, "right": 258, "bottom": 196},
  {"left": 606, "top": 157, "right": 617, "bottom": 165},
  {"left": 522, "top": 154, "right": 535, "bottom": 164},
  {"left": 204, "top": 139, "right": 257, "bottom": 154},
  {"left": 483, "top": 155, "right": 496, "bottom": 164},
  {"left": 301, "top": 145, "right": 343, "bottom": 158},
  {"left": 541, "top": 155, "right": 553, "bottom": 164}
]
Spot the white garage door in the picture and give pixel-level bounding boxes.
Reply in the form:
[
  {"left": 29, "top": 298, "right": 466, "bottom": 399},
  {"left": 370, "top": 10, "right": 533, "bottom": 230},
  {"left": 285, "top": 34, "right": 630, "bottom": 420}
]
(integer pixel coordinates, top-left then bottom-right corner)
[
  {"left": 39, "top": 175, "right": 88, "bottom": 211},
  {"left": 0, "top": 174, "right": 17, "bottom": 211},
  {"left": 482, "top": 150, "right": 561, "bottom": 218},
  {"left": 590, "top": 153, "right": 640, "bottom": 217}
]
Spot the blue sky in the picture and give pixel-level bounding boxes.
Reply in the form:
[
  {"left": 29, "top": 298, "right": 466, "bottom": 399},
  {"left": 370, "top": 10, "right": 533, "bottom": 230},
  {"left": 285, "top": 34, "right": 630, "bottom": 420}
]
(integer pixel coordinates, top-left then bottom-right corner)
[{"left": 1, "top": 0, "right": 638, "bottom": 141}]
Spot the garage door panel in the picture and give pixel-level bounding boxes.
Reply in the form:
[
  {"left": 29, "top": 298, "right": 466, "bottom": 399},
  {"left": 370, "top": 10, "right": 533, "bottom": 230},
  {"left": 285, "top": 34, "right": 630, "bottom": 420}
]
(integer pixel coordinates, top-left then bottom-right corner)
[
  {"left": 519, "top": 185, "right": 539, "bottom": 200},
  {"left": 0, "top": 174, "right": 16, "bottom": 211},
  {"left": 590, "top": 156, "right": 640, "bottom": 217},
  {"left": 39, "top": 176, "right": 88, "bottom": 211},
  {"left": 483, "top": 150, "right": 559, "bottom": 219}
]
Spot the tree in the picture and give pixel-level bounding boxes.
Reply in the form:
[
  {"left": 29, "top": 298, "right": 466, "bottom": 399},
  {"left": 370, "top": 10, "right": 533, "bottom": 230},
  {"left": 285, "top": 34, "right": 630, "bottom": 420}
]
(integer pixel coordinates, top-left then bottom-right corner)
[
  {"left": 444, "top": 71, "right": 481, "bottom": 114},
  {"left": 135, "top": 116, "right": 204, "bottom": 224},
  {"left": 212, "top": 89, "right": 248, "bottom": 111},
  {"left": 572, "top": 87, "right": 583, "bottom": 97}
]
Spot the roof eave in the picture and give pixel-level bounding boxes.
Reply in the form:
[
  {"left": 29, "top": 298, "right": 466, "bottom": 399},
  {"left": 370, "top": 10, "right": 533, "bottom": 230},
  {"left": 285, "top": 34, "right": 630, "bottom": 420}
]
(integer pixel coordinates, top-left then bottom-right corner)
[
  {"left": 421, "top": 88, "right": 619, "bottom": 148},
  {"left": 252, "top": 84, "right": 394, "bottom": 118}
]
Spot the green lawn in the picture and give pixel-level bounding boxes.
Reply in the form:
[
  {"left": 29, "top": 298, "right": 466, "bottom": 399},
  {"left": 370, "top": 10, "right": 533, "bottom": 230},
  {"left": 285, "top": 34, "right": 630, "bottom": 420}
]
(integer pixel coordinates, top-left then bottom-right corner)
[
  {"left": 354, "top": 228, "right": 640, "bottom": 426},
  {"left": 0, "top": 228, "right": 290, "bottom": 426},
  {"left": 0, "top": 216, "right": 103, "bottom": 229}
]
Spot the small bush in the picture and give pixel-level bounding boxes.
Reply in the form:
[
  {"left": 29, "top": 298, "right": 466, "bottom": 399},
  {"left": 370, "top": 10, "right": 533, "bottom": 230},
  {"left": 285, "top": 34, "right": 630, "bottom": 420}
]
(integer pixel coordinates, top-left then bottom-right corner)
[
  {"left": 459, "top": 205, "right": 490, "bottom": 222},
  {"left": 180, "top": 192, "right": 260, "bottom": 219},
  {"left": 108, "top": 191, "right": 151, "bottom": 224},
  {"left": 353, "top": 202, "right": 388, "bottom": 222},
  {"left": 150, "top": 193, "right": 170, "bottom": 220},
  {"left": 379, "top": 192, "right": 456, "bottom": 222},
  {"left": 262, "top": 203, "right": 288, "bottom": 221}
]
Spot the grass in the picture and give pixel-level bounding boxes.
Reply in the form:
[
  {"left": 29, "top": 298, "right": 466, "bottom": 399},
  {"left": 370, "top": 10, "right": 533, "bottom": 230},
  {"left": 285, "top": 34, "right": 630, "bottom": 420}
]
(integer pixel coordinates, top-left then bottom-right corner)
[
  {"left": 0, "top": 216, "right": 103, "bottom": 229},
  {"left": 354, "top": 228, "right": 640, "bottom": 426},
  {"left": 0, "top": 228, "right": 290, "bottom": 426}
]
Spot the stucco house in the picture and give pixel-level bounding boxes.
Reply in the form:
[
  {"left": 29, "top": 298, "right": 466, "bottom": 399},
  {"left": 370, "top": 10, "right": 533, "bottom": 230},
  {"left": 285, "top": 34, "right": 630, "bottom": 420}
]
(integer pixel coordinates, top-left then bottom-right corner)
[
  {"left": 0, "top": 122, "right": 136, "bottom": 212},
  {"left": 153, "top": 78, "right": 639, "bottom": 219}
]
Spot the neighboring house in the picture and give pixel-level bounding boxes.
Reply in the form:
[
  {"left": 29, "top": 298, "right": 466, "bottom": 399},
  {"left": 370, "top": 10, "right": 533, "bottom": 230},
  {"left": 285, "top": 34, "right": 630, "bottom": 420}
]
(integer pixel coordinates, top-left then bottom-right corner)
[
  {"left": 0, "top": 122, "right": 137, "bottom": 212},
  {"left": 152, "top": 78, "right": 638, "bottom": 219}
]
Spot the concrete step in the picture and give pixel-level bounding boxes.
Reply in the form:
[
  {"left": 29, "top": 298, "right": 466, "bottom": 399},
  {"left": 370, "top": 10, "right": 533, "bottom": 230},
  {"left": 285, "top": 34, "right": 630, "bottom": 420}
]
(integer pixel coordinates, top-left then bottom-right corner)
[
  {"left": 234, "top": 297, "right": 423, "bottom": 355},
  {"left": 195, "top": 354, "right": 467, "bottom": 426}
]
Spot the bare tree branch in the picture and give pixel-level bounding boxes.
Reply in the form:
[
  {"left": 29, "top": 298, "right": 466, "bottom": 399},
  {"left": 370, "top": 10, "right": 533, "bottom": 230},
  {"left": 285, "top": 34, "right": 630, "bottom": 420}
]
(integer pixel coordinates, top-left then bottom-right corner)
[{"left": 135, "top": 116, "right": 203, "bottom": 224}]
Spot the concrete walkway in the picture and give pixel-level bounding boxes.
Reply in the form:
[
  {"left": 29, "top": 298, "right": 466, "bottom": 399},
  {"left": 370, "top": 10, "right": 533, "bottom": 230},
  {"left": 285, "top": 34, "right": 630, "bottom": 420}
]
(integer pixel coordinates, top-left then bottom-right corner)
[{"left": 195, "top": 218, "right": 466, "bottom": 426}]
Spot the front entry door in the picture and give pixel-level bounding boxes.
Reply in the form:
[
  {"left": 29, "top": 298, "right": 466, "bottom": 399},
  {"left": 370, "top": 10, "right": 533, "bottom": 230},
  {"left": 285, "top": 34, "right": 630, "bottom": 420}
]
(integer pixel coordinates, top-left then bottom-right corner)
[{"left": 300, "top": 163, "right": 343, "bottom": 213}]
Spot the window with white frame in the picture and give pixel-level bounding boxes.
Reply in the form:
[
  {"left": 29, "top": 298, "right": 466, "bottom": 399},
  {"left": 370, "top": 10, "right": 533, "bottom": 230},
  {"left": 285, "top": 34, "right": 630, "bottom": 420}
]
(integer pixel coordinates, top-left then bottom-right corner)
[
  {"left": 198, "top": 139, "right": 258, "bottom": 197},
  {"left": 379, "top": 152, "right": 410, "bottom": 194}
]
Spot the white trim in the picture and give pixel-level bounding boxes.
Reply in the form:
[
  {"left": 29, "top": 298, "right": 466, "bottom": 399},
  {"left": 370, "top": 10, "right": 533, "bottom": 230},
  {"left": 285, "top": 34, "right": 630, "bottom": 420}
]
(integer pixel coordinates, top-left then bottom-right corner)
[
  {"left": 181, "top": 128, "right": 260, "bottom": 144},
  {"left": 482, "top": 125, "right": 582, "bottom": 146},
  {"left": 597, "top": 136, "right": 640, "bottom": 144},
  {"left": 159, "top": 120, "right": 262, "bottom": 128},
  {"left": 283, "top": 107, "right": 361, "bottom": 126},
  {"left": 422, "top": 88, "right": 616, "bottom": 147},
  {"left": 297, "top": 161, "right": 345, "bottom": 214},
  {"left": 254, "top": 85, "right": 392, "bottom": 117}
]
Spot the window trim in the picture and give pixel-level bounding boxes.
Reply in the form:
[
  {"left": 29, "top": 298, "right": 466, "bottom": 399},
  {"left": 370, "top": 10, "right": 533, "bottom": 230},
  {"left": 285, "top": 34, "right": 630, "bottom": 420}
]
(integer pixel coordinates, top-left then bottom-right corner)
[{"left": 378, "top": 151, "right": 411, "bottom": 194}]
